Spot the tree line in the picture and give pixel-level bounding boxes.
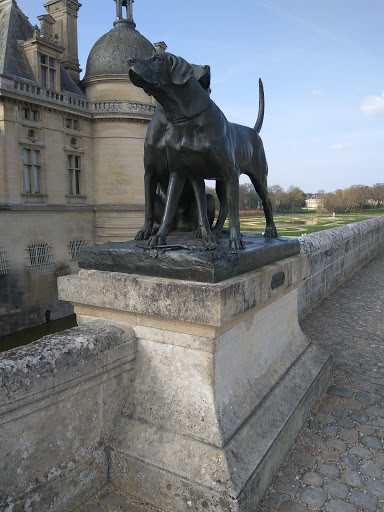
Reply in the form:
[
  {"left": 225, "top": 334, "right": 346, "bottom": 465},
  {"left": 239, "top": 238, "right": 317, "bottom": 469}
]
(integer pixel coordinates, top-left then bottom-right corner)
[{"left": 206, "top": 183, "right": 384, "bottom": 214}]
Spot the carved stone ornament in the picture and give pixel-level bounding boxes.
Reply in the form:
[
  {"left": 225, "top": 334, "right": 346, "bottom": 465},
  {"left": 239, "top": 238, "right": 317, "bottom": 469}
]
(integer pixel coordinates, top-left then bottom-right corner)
[
  {"left": 27, "top": 128, "right": 38, "bottom": 142},
  {"left": 70, "top": 136, "right": 79, "bottom": 149}
]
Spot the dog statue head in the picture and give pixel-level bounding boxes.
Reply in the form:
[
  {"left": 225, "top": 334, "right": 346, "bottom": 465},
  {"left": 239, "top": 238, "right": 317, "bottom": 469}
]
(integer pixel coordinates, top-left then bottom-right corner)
[{"left": 128, "top": 52, "right": 210, "bottom": 93}]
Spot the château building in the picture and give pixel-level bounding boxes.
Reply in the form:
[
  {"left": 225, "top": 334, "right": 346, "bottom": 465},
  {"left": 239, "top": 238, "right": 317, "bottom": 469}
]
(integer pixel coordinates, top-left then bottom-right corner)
[{"left": 0, "top": 0, "right": 160, "bottom": 335}]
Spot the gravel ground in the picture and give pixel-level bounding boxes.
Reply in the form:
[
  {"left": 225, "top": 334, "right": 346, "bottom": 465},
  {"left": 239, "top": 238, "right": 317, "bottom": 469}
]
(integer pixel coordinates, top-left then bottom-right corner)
[{"left": 76, "top": 250, "right": 384, "bottom": 512}]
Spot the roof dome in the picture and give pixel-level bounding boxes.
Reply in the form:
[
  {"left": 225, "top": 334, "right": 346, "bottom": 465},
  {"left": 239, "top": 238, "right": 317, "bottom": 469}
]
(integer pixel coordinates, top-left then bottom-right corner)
[{"left": 84, "top": 20, "right": 154, "bottom": 80}]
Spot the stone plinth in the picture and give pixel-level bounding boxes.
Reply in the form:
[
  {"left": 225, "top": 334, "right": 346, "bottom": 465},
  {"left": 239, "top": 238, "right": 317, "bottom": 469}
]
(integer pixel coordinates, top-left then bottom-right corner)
[
  {"left": 78, "top": 232, "right": 300, "bottom": 283},
  {"left": 58, "top": 252, "right": 331, "bottom": 512}
]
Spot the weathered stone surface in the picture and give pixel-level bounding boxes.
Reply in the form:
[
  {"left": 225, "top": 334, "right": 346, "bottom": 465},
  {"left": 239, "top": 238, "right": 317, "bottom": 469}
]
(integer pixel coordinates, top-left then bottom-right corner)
[
  {"left": 323, "top": 480, "right": 349, "bottom": 500},
  {"left": 58, "top": 254, "right": 330, "bottom": 512},
  {"left": 348, "top": 491, "right": 377, "bottom": 512},
  {"left": 361, "top": 435, "right": 383, "bottom": 451},
  {"left": 326, "top": 499, "right": 357, "bottom": 512},
  {"left": 59, "top": 253, "right": 309, "bottom": 327},
  {"left": 78, "top": 232, "right": 300, "bottom": 283},
  {"left": 110, "top": 342, "right": 331, "bottom": 511},
  {"left": 300, "top": 488, "right": 327, "bottom": 508},
  {"left": 0, "top": 322, "right": 136, "bottom": 512},
  {"left": 277, "top": 501, "right": 308, "bottom": 512},
  {"left": 302, "top": 471, "right": 323, "bottom": 487},
  {"left": 340, "top": 470, "right": 365, "bottom": 488}
]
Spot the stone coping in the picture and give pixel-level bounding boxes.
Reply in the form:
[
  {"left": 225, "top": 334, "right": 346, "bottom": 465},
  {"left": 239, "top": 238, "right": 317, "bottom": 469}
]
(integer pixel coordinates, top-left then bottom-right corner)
[
  {"left": 0, "top": 321, "right": 136, "bottom": 414},
  {"left": 58, "top": 254, "right": 309, "bottom": 327}
]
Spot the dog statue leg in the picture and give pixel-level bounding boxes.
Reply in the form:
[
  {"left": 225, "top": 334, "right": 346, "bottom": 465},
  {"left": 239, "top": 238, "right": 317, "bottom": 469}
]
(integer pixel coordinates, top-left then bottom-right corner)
[
  {"left": 212, "top": 180, "right": 227, "bottom": 236},
  {"left": 135, "top": 173, "right": 158, "bottom": 240},
  {"left": 226, "top": 171, "right": 244, "bottom": 250},
  {"left": 263, "top": 196, "right": 278, "bottom": 237},
  {"left": 190, "top": 177, "right": 217, "bottom": 245},
  {"left": 149, "top": 173, "right": 186, "bottom": 247},
  {"left": 249, "top": 175, "right": 278, "bottom": 238}
]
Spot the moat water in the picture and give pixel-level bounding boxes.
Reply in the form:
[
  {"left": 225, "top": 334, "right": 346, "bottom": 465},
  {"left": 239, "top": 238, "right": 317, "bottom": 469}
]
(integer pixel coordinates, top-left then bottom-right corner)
[{"left": 0, "top": 314, "right": 77, "bottom": 353}]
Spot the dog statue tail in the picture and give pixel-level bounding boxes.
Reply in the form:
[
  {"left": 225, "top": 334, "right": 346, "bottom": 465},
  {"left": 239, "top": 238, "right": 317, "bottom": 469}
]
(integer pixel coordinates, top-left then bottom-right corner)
[{"left": 254, "top": 78, "right": 264, "bottom": 134}]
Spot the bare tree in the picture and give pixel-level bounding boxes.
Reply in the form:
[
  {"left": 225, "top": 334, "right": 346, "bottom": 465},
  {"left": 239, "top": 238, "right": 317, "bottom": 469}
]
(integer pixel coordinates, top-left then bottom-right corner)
[
  {"left": 269, "top": 185, "right": 284, "bottom": 213},
  {"left": 286, "top": 186, "right": 305, "bottom": 213}
]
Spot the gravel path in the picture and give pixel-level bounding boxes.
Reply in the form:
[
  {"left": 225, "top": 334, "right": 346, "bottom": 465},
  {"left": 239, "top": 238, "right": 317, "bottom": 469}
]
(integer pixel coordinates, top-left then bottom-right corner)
[{"left": 77, "top": 250, "right": 384, "bottom": 512}]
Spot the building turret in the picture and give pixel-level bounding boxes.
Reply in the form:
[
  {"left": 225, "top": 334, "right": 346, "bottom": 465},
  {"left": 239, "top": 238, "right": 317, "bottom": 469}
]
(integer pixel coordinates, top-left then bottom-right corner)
[{"left": 82, "top": 0, "right": 158, "bottom": 243}]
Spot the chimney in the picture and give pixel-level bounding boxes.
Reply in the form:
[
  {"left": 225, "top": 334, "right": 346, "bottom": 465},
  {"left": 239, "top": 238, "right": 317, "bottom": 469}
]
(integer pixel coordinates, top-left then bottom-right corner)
[
  {"left": 44, "top": 0, "right": 82, "bottom": 83},
  {"left": 154, "top": 41, "right": 167, "bottom": 53}
]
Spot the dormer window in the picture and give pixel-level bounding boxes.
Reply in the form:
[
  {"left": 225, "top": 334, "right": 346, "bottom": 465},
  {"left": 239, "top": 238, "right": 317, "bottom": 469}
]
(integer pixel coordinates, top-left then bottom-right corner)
[{"left": 41, "top": 54, "right": 55, "bottom": 89}]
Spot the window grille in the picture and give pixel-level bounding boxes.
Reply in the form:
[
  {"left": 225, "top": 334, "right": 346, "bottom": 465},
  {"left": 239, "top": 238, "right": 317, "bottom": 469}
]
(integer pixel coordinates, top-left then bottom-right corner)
[
  {"left": 68, "top": 239, "right": 88, "bottom": 261},
  {"left": 0, "top": 248, "right": 9, "bottom": 275},
  {"left": 27, "top": 243, "right": 53, "bottom": 269}
]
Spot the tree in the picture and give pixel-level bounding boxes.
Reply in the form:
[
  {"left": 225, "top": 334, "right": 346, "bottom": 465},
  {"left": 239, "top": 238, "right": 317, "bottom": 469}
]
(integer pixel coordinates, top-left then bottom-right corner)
[
  {"left": 370, "top": 183, "right": 384, "bottom": 208},
  {"left": 344, "top": 185, "right": 369, "bottom": 212},
  {"left": 286, "top": 186, "right": 305, "bottom": 213},
  {"left": 239, "top": 183, "right": 261, "bottom": 210},
  {"left": 269, "top": 185, "right": 284, "bottom": 213}
]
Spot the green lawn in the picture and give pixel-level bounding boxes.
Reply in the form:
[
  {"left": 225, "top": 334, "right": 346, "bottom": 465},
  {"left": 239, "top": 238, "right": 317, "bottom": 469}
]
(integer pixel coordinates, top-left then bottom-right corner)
[{"left": 223, "top": 210, "right": 384, "bottom": 238}]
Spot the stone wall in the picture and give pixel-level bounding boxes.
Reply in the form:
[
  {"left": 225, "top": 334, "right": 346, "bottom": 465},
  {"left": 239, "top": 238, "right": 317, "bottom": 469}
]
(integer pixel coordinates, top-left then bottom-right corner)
[
  {"left": 0, "top": 321, "right": 136, "bottom": 512},
  {"left": 298, "top": 216, "right": 384, "bottom": 317},
  {"left": 0, "top": 209, "right": 95, "bottom": 337}
]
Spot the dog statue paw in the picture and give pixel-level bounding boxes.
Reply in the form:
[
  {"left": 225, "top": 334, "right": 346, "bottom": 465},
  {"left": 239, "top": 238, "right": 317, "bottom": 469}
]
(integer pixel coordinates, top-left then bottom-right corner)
[
  {"left": 194, "top": 227, "right": 218, "bottom": 245},
  {"left": 148, "top": 233, "right": 167, "bottom": 247},
  {"left": 135, "top": 226, "right": 152, "bottom": 240},
  {"left": 264, "top": 225, "right": 279, "bottom": 238},
  {"left": 228, "top": 235, "right": 245, "bottom": 250}
]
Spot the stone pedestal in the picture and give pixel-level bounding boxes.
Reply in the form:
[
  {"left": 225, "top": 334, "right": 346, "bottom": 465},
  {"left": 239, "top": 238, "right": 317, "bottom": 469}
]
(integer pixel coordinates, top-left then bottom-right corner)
[{"left": 58, "top": 252, "right": 331, "bottom": 512}]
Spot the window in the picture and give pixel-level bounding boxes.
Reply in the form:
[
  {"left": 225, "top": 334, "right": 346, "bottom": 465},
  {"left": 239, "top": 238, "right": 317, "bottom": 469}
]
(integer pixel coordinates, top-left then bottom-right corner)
[
  {"left": 22, "top": 108, "right": 39, "bottom": 121},
  {"left": 0, "top": 247, "right": 8, "bottom": 275},
  {"left": 68, "top": 239, "right": 88, "bottom": 261},
  {"left": 27, "top": 243, "right": 53, "bottom": 269},
  {"left": 66, "top": 118, "right": 79, "bottom": 130},
  {"left": 67, "top": 155, "right": 81, "bottom": 195},
  {"left": 41, "top": 54, "right": 55, "bottom": 89},
  {"left": 23, "top": 149, "right": 41, "bottom": 193}
]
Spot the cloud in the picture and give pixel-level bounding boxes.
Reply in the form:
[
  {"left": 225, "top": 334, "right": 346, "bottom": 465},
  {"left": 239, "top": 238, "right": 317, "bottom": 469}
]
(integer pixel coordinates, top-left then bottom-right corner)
[
  {"left": 329, "top": 143, "right": 348, "bottom": 150},
  {"left": 361, "top": 92, "right": 384, "bottom": 115}
]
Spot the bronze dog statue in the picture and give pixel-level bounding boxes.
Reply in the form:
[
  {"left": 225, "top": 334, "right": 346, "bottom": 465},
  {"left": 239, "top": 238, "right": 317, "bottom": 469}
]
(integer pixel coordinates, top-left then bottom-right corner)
[
  {"left": 135, "top": 63, "right": 217, "bottom": 241},
  {"left": 129, "top": 52, "right": 278, "bottom": 249}
]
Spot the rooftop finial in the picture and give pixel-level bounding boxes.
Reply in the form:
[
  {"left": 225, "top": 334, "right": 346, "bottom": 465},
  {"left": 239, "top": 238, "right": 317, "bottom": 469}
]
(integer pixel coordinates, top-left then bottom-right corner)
[{"left": 114, "top": 0, "right": 135, "bottom": 26}]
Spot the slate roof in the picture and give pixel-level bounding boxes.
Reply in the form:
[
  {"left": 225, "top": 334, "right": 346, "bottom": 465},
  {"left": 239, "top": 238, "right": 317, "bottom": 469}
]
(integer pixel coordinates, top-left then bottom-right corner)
[
  {"left": 0, "top": 0, "right": 85, "bottom": 97},
  {"left": 0, "top": 0, "right": 36, "bottom": 82}
]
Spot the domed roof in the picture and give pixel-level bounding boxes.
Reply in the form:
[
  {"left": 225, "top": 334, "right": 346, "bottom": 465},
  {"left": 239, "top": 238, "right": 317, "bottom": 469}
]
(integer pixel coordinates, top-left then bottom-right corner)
[{"left": 84, "top": 21, "right": 154, "bottom": 80}]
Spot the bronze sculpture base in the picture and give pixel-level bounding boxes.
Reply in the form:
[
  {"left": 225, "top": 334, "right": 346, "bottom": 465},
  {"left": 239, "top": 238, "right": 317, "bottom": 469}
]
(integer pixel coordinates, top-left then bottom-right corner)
[{"left": 78, "top": 231, "right": 299, "bottom": 283}]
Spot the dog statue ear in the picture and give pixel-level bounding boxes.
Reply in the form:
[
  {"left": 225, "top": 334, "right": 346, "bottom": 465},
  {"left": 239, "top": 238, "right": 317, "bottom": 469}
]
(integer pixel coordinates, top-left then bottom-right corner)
[
  {"left": 191, "top": 64, "right": 211, "bottom": 91},
  {"left": 169, "top": 55, "right": 194, "bottom": 85}
]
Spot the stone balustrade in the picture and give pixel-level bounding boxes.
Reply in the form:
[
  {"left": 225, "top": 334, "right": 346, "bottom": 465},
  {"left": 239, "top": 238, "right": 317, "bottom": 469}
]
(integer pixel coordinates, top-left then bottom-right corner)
[
  {"left": 298, "top": 216, "right": 384, "bottom": 317},
  {"left": 91, "top": 100, "right": 156, "bottom": 116},
  {"left": 1, "top": 78, "right": 156, "bottom": 118},
  {"left": 8, "top": 78, "right": 90, "bottom": 110}
]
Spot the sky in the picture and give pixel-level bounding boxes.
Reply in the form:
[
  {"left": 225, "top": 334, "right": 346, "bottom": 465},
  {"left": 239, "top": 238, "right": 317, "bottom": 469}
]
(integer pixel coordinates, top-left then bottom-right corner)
[{"left": 18, "top": 0, "right": 384, "bottom": 193}]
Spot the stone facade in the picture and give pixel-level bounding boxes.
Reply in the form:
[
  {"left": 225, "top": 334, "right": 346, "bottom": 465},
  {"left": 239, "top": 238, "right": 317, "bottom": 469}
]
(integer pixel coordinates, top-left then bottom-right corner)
[{"left": 0, "top": 0, "right": 157, "bottom": 336}]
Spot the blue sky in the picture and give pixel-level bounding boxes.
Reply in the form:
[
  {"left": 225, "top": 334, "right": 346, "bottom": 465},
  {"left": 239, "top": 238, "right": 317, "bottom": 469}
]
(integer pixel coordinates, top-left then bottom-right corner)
[{"left": 19, "top": 0, "right": 383, "bottom": 193}]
